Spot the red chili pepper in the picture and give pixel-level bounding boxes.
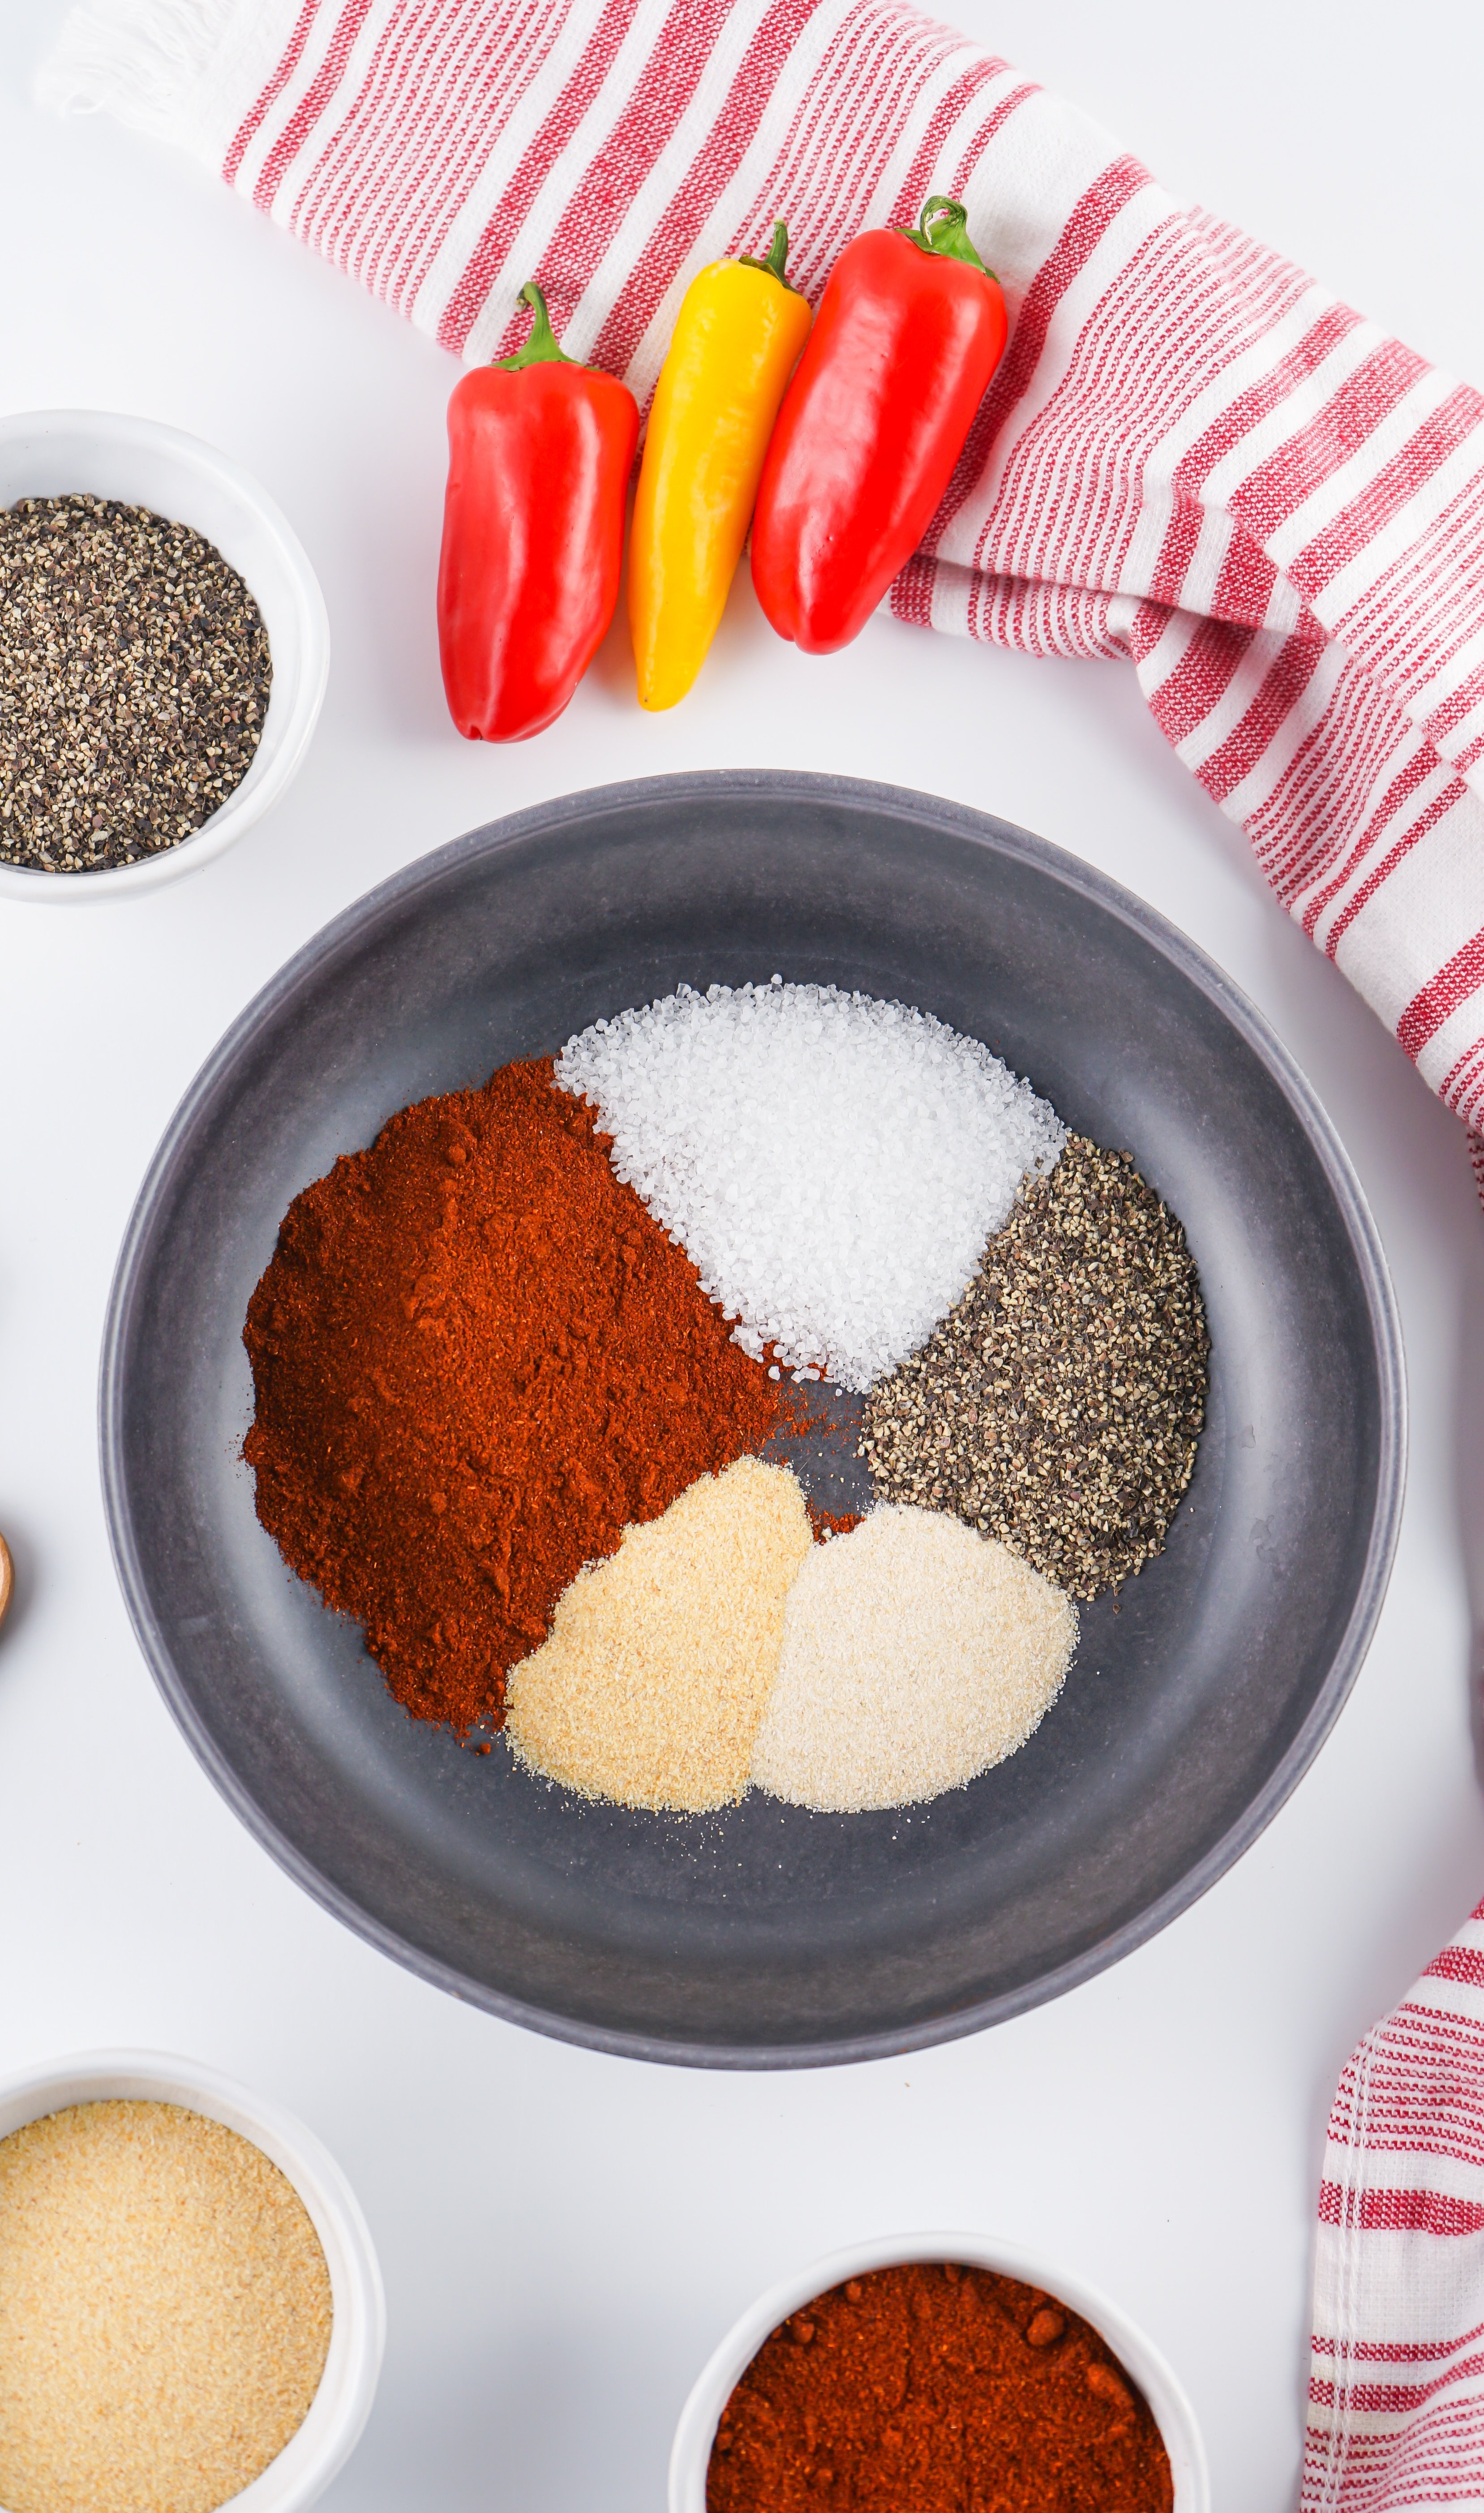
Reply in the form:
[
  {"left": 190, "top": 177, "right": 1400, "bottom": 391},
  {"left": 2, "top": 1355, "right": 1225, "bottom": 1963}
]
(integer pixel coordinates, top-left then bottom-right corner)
[
  {"left": 437, "top": 282, "right": 639, "bottom": 742},
  {"left": 751, "top": 197, "right": 1008, "bottom": 656}
]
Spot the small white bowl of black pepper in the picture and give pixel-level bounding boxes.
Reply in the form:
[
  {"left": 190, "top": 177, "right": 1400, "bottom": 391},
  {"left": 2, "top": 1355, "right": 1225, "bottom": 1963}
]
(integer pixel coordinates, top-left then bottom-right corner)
[{"left": 0, "top": 409, "right": 330, "bottom": 900}]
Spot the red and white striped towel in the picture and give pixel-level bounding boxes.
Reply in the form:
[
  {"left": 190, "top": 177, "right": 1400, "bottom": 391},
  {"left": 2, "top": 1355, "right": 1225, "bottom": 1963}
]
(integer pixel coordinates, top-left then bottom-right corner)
[
  {"left": 38, "top": 0, "right": 1484, "bottom": 1188},
  {"left": 1307, "top": 1904, "right": 1484, "bottom": 2510},
  {"left": 34, "top": 3, "right": 1484, "bottom": 2498}
]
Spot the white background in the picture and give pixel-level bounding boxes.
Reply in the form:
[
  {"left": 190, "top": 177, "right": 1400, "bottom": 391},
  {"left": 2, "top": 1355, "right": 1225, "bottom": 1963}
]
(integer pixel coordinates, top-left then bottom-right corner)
[{"left": 3, "top": 3, "right": 1484, "bottom": 2505}]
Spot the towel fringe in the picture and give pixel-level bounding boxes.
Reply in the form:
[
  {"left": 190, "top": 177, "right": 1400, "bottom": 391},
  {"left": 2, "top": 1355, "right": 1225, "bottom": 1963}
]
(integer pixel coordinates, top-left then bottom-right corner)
[{"left": 35, "top": 0, "right": 240, "bottom": 137}]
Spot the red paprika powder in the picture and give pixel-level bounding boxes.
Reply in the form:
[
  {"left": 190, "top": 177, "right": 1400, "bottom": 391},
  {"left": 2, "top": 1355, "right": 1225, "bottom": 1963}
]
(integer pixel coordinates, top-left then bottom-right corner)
[
  {"left": 243, "top": 1058, "right": 783, "bottom": 1735},
  {"left": 708, "top": 2262, "right": 1174, "bottom": 2513}
]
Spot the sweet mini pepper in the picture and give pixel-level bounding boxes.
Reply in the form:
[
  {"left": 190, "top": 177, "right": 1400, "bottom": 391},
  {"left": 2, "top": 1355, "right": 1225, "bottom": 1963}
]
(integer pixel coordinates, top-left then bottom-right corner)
[
  {"left": 751, "top": 197, "right": 1008, "bottom": 655},
  {"left": 437, "top": 282, "right": 639, "bottom": 742},
  {"left": 628, "top": 222, "right": 813, "bottom": 711}
]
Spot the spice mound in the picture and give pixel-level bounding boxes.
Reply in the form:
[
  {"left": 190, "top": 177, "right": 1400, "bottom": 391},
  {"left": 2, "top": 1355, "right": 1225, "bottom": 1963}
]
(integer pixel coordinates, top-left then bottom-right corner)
[
  {"left": 751, "top": 1505, "right": 1077, "bottom": 1812},
  {"left": 0, "top": 2098, "right": 332, "bottom": 2513},
  {"left": 556, "top": 980, "right": 1064, "bottom": 1389},
  {"left": 507, "top": 1456, "right": 812, "bottom": 1809},
  {"left": 243, "top": 1057, "right": 782, "bottom": 1735},
  {"left": 0, "top": 495, "right": 271, "bottom": 873},
  {"left": 708, "top": 2260, "right": 1173, "bottom": 2513},
  {"left": 862, "top": 1136, "right": 1208, "bottom": 1598},
  {"left": 243, "top": 1017, "right": 1208, "bottom": 1804}
]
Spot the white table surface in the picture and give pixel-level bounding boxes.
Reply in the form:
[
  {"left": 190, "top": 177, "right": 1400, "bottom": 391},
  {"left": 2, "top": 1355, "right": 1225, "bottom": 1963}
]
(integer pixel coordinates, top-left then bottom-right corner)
[{"left": 4, "top": 4, "right": 1484, "bottom": 2504}]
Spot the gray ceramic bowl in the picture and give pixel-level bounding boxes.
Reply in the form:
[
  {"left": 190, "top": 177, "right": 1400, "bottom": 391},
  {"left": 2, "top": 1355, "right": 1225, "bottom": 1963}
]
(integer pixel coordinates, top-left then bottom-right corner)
[{"left": 100, "top": 772, "right": 1404, "bottom": 2066}]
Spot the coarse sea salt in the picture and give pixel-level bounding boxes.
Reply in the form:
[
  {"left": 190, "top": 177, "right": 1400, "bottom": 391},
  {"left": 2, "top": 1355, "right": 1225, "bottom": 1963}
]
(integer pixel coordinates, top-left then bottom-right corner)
[{"left": 556, "top": 980, "right": 1065, "bottom": 1391}]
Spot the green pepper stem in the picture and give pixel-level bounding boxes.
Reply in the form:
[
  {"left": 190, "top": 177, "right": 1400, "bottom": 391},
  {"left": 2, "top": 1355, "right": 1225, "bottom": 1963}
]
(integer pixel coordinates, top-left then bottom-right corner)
[
  {"left": 494, "top": 281, "right": 577, "bottom": 370},
  {"left": 739, "top": 219, "right": 798, "bottom": 292},
  {"left": 901, "top": 194, "right": 995, "bottom": 278}
]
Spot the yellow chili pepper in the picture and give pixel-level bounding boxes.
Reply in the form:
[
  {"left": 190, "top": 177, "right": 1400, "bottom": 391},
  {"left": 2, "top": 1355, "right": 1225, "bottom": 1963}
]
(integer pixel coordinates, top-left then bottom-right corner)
[{"left": 630, "top": 221, "right": 813, "bottom": 711}]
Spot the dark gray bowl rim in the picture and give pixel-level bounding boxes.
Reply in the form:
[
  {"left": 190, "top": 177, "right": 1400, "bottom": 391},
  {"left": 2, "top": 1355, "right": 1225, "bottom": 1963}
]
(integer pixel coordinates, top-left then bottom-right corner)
[{"left": 99, "top": 770, "right": 1407, "bottom": 2067}]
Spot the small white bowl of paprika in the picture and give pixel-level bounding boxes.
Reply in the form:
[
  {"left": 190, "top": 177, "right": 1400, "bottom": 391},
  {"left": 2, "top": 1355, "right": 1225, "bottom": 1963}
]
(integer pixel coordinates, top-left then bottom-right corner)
[
  {"left": 670, "top": 2230, "right": 1209, "bottom": 2513},
  {"left": 0, "top": 409, "right": 329, "bottom": 902},
  {"left": 0, "top": 2048, "right": 384, "bottom": 2513}
]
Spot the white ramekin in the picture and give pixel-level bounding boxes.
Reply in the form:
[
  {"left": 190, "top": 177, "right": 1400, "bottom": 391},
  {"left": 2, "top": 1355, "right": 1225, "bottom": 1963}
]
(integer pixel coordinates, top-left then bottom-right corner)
[
  {"left": 0, "top": 2048, "right": 385, "bottom": 2513},
  {"left": 0, "top": 410, "right": 330, "bottom": 901},
  {"left": 670, "top": 2230, "right": 1210, "bottom": 2513}
]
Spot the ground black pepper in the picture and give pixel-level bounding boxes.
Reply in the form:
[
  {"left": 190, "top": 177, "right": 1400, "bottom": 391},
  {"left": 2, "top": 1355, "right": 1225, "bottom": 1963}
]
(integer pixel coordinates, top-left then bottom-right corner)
[
  {"left": 860, "top": 1137, "right": 1208, "bottom": 1597},
  {"left": 0, "top": 494, "right": 271, "bottom": 872}
]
